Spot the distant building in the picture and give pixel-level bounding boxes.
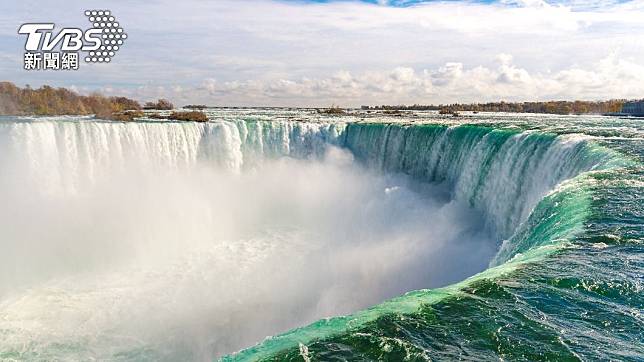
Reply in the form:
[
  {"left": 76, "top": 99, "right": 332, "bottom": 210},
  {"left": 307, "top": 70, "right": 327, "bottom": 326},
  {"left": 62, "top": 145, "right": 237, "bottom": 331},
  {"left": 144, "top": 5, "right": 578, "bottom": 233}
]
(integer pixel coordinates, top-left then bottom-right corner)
[{"left": 621, "top": 100, "right": 644, "bottom": 116}]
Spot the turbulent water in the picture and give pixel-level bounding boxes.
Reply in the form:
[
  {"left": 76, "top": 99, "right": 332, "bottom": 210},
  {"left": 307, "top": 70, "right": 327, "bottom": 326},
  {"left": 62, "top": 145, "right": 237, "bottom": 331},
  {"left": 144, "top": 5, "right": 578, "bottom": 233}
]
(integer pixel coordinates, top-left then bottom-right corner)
[{"left": 0, "top": 110, "right": 641, "bottom": 361}]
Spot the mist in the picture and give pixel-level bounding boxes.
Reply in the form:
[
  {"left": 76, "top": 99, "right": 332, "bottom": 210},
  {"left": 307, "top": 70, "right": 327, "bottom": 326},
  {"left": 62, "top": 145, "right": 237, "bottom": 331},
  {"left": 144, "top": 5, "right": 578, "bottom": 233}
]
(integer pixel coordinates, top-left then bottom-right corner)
[{"left": 0, "top": 133, "right": 496, "bottom": 359}]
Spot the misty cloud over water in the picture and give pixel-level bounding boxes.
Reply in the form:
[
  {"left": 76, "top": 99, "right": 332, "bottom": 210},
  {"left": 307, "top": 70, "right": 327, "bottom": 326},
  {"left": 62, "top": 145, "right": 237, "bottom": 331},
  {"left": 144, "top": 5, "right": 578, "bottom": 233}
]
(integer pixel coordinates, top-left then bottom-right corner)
[{"left": 0, "top": 119, "right": 495, "bottom": 359}]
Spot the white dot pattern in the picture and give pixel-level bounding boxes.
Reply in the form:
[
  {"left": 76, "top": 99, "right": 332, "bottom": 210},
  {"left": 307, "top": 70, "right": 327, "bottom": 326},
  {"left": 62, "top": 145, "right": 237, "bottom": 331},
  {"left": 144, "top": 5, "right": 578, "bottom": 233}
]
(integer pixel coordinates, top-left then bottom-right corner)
[{"left": 84, "top": 10, "right": 127, "bottom": 63}]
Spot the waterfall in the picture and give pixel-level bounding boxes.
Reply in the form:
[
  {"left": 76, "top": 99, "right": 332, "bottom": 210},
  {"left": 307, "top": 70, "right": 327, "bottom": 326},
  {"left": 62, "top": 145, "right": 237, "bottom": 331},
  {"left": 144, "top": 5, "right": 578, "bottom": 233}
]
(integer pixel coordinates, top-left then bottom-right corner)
[
  {"left": 0, "top": 118, "right": 617, "bottom": 247},
  {"left": 0, "top": 116, "right": 628, "bottom": 361},
  {"left": 343, "top": 123, "right": 617, "bottom": 239},
  {"left": 0, "top": 120, "right": 346, "bottom": 196}
]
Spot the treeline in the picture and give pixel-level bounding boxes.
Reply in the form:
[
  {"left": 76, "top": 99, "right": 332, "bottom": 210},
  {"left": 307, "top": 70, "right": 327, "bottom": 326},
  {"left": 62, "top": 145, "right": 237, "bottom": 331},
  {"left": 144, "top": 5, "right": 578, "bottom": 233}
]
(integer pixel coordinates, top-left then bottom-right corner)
[
  {"left": 144, "top": 99, "right": 174, "bottom": 110},
  {"left": 0, "top": 82, "right": 141, "bottom": 118},
  {"left": 363, "top": 100, "right": 625, "bottom": 115},
  {"left": 1, "top": 82, "right": 628, "bottom": 117}
]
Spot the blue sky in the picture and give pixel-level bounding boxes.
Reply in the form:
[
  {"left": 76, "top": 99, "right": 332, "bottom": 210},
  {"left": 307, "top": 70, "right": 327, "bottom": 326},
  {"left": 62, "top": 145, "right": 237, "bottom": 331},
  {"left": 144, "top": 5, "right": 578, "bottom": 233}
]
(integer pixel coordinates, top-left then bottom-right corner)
[
  {"left": 289, "top": 0, "right": 631, "bottom": 10},
  {"left": 1, "top": 0, "right": 643, "bottom": 106}
]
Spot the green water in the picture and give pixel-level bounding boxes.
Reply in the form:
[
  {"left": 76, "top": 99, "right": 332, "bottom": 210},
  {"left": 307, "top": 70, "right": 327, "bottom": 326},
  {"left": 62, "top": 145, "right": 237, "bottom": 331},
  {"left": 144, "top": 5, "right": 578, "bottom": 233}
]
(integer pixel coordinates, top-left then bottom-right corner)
[
  {"left": 0, "top": 111, "right": 641, "bottom": 361},
  {"left": 223, "top": 112, "right": 643, "bottom": 361}
]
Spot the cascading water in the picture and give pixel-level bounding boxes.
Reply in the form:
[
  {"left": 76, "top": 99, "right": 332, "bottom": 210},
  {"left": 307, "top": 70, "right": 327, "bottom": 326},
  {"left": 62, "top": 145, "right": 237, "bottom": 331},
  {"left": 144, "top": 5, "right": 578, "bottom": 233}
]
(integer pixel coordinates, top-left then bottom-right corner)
[
  {"left": 343, "top": 123, "right": 617, "bottom": 240},
  {"left": 0, "top": 111, "right": 641, "bottom": 361}
]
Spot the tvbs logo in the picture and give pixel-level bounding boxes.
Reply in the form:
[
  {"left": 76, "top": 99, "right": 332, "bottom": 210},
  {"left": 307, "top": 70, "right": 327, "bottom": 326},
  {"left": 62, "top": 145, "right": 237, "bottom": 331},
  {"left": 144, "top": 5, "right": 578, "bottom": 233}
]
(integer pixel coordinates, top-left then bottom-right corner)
[{"left": 18, "top": 10, "right": 127, "bottom": 71}]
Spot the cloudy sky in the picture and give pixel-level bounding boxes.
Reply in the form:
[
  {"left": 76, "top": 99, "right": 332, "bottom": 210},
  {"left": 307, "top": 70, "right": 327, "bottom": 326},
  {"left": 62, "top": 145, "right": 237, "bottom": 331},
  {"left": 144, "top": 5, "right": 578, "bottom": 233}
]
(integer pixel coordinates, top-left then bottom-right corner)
[{"left": 1, "top": 0, "right": 644, "bottom": 106}]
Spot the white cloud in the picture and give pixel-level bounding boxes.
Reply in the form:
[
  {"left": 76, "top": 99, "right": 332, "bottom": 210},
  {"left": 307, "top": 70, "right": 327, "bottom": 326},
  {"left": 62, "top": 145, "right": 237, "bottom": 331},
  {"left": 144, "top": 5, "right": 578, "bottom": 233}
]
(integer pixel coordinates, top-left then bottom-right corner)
[
  {"left": 2, "top": 0, "right": 644, "bottom": 105},
  {"left": 92, "top": 53, "right": 644, "bottom": 106}
]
